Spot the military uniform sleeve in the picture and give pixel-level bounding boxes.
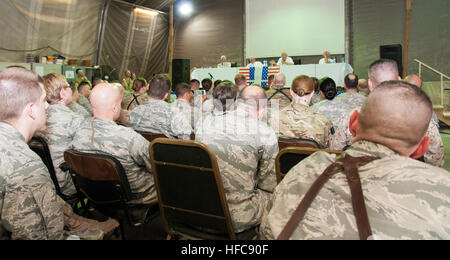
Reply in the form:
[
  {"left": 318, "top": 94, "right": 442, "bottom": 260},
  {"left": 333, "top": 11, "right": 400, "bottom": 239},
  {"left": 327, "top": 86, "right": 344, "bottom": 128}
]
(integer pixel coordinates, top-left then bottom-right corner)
[
  {"left": 256, "top": 129, "right": 278, "bottom": 192},
  {"left": 170, "top": 110, "right": 193, "bottom": 140},
  {"left": 424, "top": 121, "right": 445, "bottom": 167},
  {"left": 330, "top": 110, "right": 354, "bottom": 150},
  {"left": 128, "top": 132, "right": 152, "bottom": 172},
  {"left": 2, "top": 164, "right": 64, "bottom": 240}
]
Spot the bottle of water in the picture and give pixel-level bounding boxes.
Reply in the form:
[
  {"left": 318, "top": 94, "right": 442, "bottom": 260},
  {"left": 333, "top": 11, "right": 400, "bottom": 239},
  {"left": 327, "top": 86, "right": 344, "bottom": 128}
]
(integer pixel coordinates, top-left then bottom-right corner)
[
  {"left": 263, "top": 59, "right": 268, "bottom": 67},
  {"left": 341, "top": 55, "right": 345, "bottom": 63}
]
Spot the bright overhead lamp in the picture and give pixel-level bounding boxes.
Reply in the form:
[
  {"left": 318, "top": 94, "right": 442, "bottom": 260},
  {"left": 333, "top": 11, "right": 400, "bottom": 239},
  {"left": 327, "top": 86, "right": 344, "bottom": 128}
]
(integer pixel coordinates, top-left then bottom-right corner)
[
  {"left": 134, "top": 8, "right": 158, "bottom": 16},
  {"left": 178, "top": 2, "right": 193, "bottom": 16}
]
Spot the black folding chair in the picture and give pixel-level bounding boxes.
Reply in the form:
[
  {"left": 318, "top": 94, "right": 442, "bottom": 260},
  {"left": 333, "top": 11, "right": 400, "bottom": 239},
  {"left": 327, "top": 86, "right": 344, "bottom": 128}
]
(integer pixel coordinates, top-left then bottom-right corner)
[
  {"left": 63, "top": 149, "right": 158, "bottom": 240},
  {"left": 149, "top": 138, "right": 256, "bottom": 240}
]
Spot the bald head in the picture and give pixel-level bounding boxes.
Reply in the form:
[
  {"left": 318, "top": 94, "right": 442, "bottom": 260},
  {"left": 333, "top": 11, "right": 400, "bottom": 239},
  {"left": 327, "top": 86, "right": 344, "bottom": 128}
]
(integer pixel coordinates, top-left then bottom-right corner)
[
  {"left": 239, "top": 85, "right": 267, "bottom": 119},
  {"left": 354, "top": 80, "right": 432, "bottom": 156},
  {"left": 368, "top": 59, "right": 401, "bottom": 91},
  {"left": 404, "top": 74, "right": 423, "bottom": 89},
  {"left": 274, "top": 73, "right": 286, "bottom": 88},
  {"left": 90, "top": 83, "right": 124, "bottom": 121},
  {"left": 358, "top": 79, "right": 369, "bottom": 92}
]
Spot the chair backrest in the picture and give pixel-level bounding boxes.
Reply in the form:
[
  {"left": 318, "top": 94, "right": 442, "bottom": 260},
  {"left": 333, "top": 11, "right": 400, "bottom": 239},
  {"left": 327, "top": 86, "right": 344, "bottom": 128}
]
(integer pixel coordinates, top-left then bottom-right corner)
[
  {"left": 275, "top": 147, "right": 343, "bottom": 184},
  {"left": 278, "top": 137, "right": 321, "bottom": 150},
  {"left": 149, "top": 138, "right": 236, "bottom": 239},
  {"left": 63, "top": 149, "right": 133, "bottom": 205},
  {"left": 28, "top": 136, "right": 64, "bottom": 197},
  {"left": 137, "top": 131, "right": 168, "bottom": 143}
]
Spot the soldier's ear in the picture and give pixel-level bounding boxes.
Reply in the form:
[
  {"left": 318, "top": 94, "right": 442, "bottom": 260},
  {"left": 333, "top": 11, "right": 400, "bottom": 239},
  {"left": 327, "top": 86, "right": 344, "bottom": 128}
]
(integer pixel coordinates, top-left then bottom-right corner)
[
  {"left": 410, "top": 136, "right": 430, "bottom": 159},
  {"left": 349, "top": 110, "right": 359, "bottom": 137}
]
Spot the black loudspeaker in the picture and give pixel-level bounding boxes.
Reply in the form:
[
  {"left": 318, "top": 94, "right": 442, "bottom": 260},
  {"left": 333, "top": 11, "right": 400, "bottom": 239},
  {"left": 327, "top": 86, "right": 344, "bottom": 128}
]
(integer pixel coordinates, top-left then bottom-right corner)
[
  {"left": 380, "top": 44, "right": 402, "bottom": 76},
  {"left": 172, "top": 59, "right": 190, "bottom": 90}
]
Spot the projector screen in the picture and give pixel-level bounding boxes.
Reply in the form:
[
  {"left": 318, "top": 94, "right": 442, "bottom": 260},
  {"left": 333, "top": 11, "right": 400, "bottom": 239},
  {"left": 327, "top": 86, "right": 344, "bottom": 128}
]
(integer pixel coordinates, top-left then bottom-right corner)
[{"left": 245, "top": 0, "right": 345, "bottom": 58}]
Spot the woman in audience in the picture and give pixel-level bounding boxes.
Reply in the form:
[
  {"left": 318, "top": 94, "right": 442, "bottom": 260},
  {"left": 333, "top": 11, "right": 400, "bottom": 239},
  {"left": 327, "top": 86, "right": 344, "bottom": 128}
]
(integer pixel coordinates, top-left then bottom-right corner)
[
  {"left": 311, "top": 77, "right": 351, "bottom": 127},
  {"left": 35, "top": 73, "right": 85, "bottom": 197},
  {"left": 276, "top": 75, "right": 334, "bottom": 148}
]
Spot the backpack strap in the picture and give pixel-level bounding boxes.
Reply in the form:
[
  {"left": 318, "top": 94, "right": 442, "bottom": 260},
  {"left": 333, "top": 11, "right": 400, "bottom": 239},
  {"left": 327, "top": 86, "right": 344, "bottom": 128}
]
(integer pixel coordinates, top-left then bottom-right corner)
[{"left": 277, "top": 154, "right": 378, "bottom": 240}]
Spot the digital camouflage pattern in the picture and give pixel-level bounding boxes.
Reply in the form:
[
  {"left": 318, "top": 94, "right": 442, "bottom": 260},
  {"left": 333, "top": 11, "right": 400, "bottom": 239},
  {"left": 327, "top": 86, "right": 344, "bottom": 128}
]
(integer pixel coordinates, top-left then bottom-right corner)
[
  {"left": 0, "top": 122, "right": 65, "bottom": 240},
  {"left": 35, "top": 103, "right": 85, "bottom": 197},
  {"left": 122, "top": 93, "right": 147, "bottom": 111},
  {"left": 195, "top": 108, "right": 278, "bottom": 232},
  {"left": 77, "top": 95, "right": 93, "bottom": 116},
  {"left": 310, "top": 93, "right": 325, "bottom": 106},
  {"left": 67, "top": 101, "right": 91, "bottom": 118},
  {"left": 71, "top": 117, "right": 156, "bottom": 205},
  {"left": 129, "top": 99, "right": 192, "bottom": 140},
  {"left": 73, "top": 76, "right": 91, "bottom": 89},
  {"left": 171, "top": 99, "right": 198, "bottom": 130},
  {"left": 311, "top": 92, "right": 366, "bottom": 128},
  {"left": 330, "top": 109, "right": 445, "bottom": 167},
  {"left": 277, "top": 98, "right": 334, "bottom": 148},
  {"left": 260, "top": 140, "right": 450, "bottom": 240}
]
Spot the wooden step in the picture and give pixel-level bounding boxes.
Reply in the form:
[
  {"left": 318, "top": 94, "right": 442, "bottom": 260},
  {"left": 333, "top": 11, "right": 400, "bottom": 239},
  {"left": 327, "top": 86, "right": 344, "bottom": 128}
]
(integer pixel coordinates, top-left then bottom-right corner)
[{"left": 434, "top": 106, "right": 450, "bottom": 126}]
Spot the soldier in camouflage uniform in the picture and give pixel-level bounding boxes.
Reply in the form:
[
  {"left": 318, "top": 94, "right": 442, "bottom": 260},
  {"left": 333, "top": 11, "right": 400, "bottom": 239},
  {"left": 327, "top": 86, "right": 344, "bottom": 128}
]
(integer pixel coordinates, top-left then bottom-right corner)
[
  {"left": 330, "top": 61, "right": 444, "bottom": 167},
  {"left": 172, "top": 83, "right": 198, "bottom": 129},
  {"left": 71, "top": 83, "right": 156, "bottom": 206},
  {"left": 34, "top": 73, "right": 85, "bottom": 197},
  {"left": 260, "top": 81, "right": 450, "bottom": 240},
  {"left": 276, "top": 75, "right": 334, "bottom": 148},
  {"left": 77, "top": 81, "right": 93, "bottom": 115},
  {"left": 73, "top": 68, "right": 92, "bottom": 89},
  {"left": 0, "top": 67, "right": 117, "bottom": 240},
  {"left": 335, "top": 73, "right": 367, "bottom": 107},
  {"left": 130, "top": 74, "right": 192, "bottom": 139},
  {"left": 311, "top": 77, "right": 364, "bottom": 128},
  {"left": 195, "top": 83, "right": 278, "bottom": 233},
  {"left": 67, "top": 84, "right": 91, "bottom": 118},
  {"left": 121, "top": 78, "right": 148, "bottom": 111}
]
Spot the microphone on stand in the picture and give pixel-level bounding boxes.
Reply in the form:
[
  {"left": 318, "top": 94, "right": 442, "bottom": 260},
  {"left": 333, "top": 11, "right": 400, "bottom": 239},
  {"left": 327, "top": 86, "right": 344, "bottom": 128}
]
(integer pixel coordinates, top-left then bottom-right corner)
[{"left": 208, "top": 73, "right": 214, "bottom": 80}]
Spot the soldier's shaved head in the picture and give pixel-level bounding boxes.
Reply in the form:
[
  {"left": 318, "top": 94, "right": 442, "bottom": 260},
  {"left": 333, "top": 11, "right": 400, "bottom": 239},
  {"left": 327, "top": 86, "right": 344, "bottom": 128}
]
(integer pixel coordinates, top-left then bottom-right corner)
[
  {"left": 404, "top": 74, "right": 423, "bottom": 89},
  {"left": 90, "top": 83, "right": 124, "bottom": 121},
  {"left": 352, "top": 80, "right": 432, "bottom": 156},
  {"left": 368, "top": 59, "right": 401, "bottom": 91},
  {"left": 239, "top": 85, "right": 267, "bottom": 119}
]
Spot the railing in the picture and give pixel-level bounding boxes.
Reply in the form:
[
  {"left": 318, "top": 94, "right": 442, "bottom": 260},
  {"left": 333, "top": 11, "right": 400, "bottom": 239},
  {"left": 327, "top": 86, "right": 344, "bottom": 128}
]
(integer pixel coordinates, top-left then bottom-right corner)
[{"left": 414, "top": 59, "right": 450, "bottom": 107}]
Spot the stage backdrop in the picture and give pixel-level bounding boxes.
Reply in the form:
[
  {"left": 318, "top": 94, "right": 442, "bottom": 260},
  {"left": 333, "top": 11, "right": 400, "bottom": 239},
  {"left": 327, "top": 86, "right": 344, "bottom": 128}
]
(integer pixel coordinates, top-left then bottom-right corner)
[{"left": 245, "top": 0, "right": 345, "bottom": 59}]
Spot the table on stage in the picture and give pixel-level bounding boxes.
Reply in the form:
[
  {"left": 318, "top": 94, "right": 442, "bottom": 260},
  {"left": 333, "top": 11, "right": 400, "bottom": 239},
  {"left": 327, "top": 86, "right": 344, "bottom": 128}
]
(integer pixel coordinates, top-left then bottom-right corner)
[{"left": 190, "top": 63, "right": 354, "bottom": 87}]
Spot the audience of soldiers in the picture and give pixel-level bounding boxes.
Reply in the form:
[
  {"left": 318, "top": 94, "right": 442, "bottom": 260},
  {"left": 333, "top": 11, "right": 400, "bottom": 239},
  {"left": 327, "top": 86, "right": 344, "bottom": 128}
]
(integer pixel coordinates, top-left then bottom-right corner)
[{"left": 0, "top": 59, "right": 449, "bottom": 240}]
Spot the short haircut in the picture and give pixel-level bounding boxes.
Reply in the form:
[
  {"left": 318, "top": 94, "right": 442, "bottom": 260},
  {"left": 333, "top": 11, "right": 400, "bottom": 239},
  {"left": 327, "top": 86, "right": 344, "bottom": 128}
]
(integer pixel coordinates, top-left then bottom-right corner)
[
  {"left": 190, "top": 79, "right": 200, "bottom": 85},
  {"left": 344, "top": 73, "right": 359, "bottom": 89},
  {"left": 319, "top": 77, "right": 337, "bottom": 100},
  {"left": 214, "top": 80, "right": 222, "bottom": 88},
  {"left": 291, "top": 75, "right": 314, "bottom": 97},
  {"left": 234, "top": 74, "right": 247, "bottom": 86},
  {"left": 369, "top": 59, "right": 399, "bottom": 87},
  {"left": 239, "top": 85, "right": 267, "bottom": 110},
  {"left": 213, "top": 81, "right": 238, "bottom": 112},
  {"left": 43, "top": 73, "right": 69, "bottom": 104},
  {"left": 76, "top": 68, "right": 83, "bottom": 74},
  {"left": 78, "top": 81, "right": 90, "bottom": 92},
  {"left": 175, "top": 83, "right": 191, "bottom": 98},
  {"left": 0, "top": 67, "right": 44, "bottom": 121},
  {"left": 132, "top": 78, "right": 147, "bottom": 92},
  {"left": 201, "top": 78, "right": 213, "bottom": 92},
  {"left": 148, "top": 74, "right": 171, "bottom": 99}
]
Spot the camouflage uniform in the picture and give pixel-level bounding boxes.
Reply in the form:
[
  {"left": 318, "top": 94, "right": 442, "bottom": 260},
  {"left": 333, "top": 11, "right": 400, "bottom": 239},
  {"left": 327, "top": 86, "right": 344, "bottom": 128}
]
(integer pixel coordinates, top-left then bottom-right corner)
[
  {"left": 310, "top": 93, "right": 325, "bottom": 106},
  {"left": 122, "top": 77, "right": 134, "bottom": 93},
  {"left": 73, "top": 76, "right": 92, "bottom": 89},
  {"left": 71, "top": 117, "right": 156, "bottom": 205},
  {"left": 260, "top": 140, "right": 450, "bottom": 240},
  {"left": 77, "top": 95, "right": 93, "bottom": 116},
  {"left": 311, "top": 93, "right": 366, "bottom": 128},
  {"left": 267, "top": 89, "right": 292, "bottom": 110},
  {"left": 0, "top": 122, "right": 65, "bottom": 240},
  {"left": 276, "top": 98, "right": 334, "bottom": 148},
  {"left": 35, "top": 103, "right": 85, "bottom": 197},
  {"left": 68, "top": 101, "right": 91, "bottom": 118},
  {"left": 330, "top": 109, "right": 445, "bottom": 167},
  {"left": 195, "top": 108, "right": 279, "bottom": 232},
  {"left": 171, "top": 99, "right": 198, "bottom": 129},
  {"left": 130, "top": 100, "right": 192, "bottom": 140},
  {"left": 122, "top": 93, "right": 147, "bottom": 111}
]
